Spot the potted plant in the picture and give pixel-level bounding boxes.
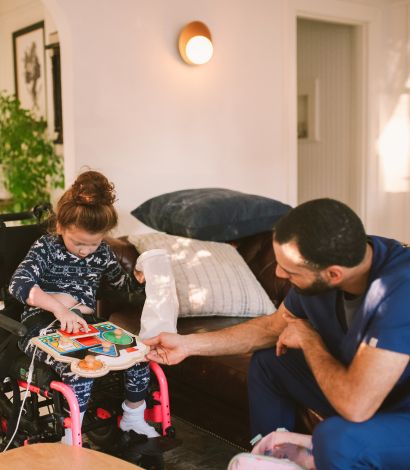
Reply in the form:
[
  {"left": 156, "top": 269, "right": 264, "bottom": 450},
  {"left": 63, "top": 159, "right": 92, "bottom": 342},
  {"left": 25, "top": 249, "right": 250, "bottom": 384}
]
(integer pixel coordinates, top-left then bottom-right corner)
[{"left": 0, "top": 91, "right": 64, "bottom": 212}]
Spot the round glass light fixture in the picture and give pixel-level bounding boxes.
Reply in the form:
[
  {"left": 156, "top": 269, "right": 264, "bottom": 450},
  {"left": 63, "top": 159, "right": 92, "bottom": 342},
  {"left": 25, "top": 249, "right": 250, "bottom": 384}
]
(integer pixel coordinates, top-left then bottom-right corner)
[{"left": 178, "top": 21, "right": 213, "bottom": 65}]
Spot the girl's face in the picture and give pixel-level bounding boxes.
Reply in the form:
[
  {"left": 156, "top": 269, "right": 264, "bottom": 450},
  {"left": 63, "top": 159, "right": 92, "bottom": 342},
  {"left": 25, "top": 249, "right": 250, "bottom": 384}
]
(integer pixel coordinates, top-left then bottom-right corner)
[{"left": 57, "top": 224, "right": 105, "bottom": 258}]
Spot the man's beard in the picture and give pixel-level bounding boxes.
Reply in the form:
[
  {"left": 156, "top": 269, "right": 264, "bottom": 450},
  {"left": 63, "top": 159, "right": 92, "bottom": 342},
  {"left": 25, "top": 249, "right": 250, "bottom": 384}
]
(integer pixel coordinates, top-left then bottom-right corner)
[{"left": 293, "top": 273, "right": 333, "bottom": 296}]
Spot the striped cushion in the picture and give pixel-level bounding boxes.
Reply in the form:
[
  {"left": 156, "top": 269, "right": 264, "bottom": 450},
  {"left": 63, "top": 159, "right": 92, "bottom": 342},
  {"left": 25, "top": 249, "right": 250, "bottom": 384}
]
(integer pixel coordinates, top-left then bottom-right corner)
[{"left": 128, "top": 232, "right": 275, "bottom": 317}]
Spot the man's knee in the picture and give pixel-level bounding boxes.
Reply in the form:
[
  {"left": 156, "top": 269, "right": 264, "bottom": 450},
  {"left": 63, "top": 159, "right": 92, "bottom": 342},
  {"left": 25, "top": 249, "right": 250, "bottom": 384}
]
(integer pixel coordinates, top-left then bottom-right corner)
[
  {"left": 249, "top": 348, "right": 276, "bottom": 376},
  {"left": 249, "top": 348, "right": 307, "bottom": 382},
  {"left": 313, "top": 416, "right": 361, "bottom": 469},
  {"left": 248, "top": 348, "right": 285, "bottom": 391}
]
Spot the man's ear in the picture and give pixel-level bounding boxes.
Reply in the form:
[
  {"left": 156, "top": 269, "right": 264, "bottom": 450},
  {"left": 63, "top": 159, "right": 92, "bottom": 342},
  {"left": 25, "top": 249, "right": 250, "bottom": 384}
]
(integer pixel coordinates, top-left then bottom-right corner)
[{"left": 323, "top": 266, "right": 344, "bottom": 285}]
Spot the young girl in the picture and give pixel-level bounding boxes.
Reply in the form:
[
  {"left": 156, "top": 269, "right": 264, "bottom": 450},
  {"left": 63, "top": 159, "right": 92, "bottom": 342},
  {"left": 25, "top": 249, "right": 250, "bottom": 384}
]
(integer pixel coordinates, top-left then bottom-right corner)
[{"left": 9, "top": 170, "right": 158, "bottom": 443}]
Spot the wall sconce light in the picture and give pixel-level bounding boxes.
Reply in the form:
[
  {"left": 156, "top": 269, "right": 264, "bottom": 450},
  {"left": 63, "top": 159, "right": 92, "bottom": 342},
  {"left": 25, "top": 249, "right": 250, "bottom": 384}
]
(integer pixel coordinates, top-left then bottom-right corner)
[{"left": 178, "top": 21, "right": 213, "bottom": 65}]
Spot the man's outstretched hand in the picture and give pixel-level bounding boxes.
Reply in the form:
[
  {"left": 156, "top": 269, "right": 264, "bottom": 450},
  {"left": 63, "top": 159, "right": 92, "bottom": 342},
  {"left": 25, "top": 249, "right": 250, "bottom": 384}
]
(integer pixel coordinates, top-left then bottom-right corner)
[{"left": 144, "top": 332, "right": 189, "bottom": 365}]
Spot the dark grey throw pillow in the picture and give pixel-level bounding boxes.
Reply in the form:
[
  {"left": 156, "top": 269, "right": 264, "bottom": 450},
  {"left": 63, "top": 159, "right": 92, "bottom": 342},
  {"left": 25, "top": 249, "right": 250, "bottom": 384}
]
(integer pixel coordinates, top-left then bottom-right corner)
[{"left": 131, "top": 188, "right": 291, "bottom": 242}]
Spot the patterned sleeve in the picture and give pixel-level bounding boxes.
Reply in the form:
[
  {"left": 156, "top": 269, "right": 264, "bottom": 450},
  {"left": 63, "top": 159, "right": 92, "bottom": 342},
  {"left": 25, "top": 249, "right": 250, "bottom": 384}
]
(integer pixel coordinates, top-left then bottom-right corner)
[
  {"left": 102, "top": 242, "right": 138, "bottom": 293},
  {"left": 9, "top": 236, "right": 50, "bottom": 304}
]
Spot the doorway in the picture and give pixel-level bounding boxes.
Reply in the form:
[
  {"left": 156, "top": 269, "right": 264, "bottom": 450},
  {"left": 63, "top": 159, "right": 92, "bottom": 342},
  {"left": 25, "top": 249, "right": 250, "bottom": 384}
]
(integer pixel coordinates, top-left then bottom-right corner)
[{"left": 297, "top": 18, "right": 364, "bottom": 214}]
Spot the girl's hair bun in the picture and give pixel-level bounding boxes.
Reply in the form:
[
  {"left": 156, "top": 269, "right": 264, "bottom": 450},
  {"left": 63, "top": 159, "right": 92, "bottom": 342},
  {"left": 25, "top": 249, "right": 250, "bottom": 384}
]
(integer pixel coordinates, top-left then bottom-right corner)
[
  {"left": 55, "top": 170, "right": 118, "bottom": 233},
  {"left": 71, "top": 170, "right": 116, "bottom": 206}
]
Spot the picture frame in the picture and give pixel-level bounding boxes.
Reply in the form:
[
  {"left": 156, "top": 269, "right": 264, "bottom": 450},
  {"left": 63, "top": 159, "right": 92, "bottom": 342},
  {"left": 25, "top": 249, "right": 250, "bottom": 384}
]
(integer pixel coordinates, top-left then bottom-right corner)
[
  {"left": 13, "top": 21, "right": 47, "bottom": 119},
  {"left": 45, "top": 32, "right": 63, "bottom": 143}
]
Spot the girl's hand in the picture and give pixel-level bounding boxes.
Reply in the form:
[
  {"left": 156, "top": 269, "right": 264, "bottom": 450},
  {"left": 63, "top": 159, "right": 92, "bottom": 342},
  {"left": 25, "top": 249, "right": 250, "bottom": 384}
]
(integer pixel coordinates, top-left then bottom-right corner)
[
  {"left": 55, "top": 309, "right": 89, "bottom": 333},
  {"left": 134, "top": 269, "right": 145, "bottom": 284}
]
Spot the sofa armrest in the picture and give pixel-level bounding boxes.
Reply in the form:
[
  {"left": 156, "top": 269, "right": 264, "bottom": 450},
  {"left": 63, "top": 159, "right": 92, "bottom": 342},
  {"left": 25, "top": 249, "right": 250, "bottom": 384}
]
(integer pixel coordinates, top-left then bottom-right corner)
[
  {"left": 97, "top": 236, "right": 142, "bottom": 320},
  {"left": 236, "top": 232, "right": 290, "bottom": 307}
]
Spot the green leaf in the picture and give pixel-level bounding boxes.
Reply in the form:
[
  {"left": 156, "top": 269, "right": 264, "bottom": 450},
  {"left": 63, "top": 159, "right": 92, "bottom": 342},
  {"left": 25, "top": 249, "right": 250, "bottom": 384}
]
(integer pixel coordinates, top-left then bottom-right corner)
[{"left": 0, "top": 91, "right": 64, "bottom": 212}]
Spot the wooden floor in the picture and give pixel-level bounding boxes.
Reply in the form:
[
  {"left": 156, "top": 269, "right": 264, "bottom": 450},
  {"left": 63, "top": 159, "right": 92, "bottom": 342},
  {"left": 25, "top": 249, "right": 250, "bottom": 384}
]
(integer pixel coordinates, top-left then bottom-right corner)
[
  {"left": 163, "top": 416, "right": 241, "bottom": 470},
  {"left": 87, "top": 416, "right": 242, "bottom": 470}
]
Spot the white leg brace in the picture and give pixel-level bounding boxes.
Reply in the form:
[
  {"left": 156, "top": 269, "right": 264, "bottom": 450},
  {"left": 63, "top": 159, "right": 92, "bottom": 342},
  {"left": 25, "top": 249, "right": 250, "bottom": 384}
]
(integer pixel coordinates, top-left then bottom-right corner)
[{"left": 136, "top": 249, "right": 179, "bottom": 339}]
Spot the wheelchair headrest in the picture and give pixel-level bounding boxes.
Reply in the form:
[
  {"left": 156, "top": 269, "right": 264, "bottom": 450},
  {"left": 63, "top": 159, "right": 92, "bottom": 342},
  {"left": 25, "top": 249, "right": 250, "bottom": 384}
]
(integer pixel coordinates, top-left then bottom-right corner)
[
  {"left": 0, "top": 224, "right": 47, "bottom": 287},
  {"left": 0, "top": 204, "right": 53, "bottom": 288}
]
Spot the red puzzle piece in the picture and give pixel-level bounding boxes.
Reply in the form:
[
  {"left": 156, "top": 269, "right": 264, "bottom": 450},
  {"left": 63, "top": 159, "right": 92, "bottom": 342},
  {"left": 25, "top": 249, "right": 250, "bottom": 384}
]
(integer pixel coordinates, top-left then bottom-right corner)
[{"left": 59, "top": 324, "right": 99, "bottom": 338}]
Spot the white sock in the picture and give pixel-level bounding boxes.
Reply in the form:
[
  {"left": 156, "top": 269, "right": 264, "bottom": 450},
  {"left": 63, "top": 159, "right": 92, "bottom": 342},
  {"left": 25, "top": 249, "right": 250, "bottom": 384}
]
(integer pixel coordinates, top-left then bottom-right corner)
[
  {"left": 61, "top": 410, "right": 85, "bottom": 445},
  {"left": 119, "top": 401, "right": 159, "bottom": 438}
]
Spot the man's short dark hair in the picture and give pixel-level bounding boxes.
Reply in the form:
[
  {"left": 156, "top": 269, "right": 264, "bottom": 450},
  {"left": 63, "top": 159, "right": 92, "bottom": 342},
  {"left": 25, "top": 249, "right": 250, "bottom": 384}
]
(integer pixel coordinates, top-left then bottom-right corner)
[{"left": 274, "top": 198, "right": 367, "bottom": 269}]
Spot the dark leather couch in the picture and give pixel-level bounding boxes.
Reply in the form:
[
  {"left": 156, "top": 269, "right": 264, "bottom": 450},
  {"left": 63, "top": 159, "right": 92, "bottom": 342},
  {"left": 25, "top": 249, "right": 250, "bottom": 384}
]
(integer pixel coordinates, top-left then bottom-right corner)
[{"left": 99, "top": 232, "right": 314, "bottom": 449}]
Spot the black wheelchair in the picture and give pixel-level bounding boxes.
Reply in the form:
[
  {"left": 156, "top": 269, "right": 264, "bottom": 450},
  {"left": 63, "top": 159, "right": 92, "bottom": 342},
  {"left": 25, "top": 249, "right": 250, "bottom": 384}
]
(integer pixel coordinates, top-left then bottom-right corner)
[{"left": 0, "top": 206, "right": 176, "bottom": 468}]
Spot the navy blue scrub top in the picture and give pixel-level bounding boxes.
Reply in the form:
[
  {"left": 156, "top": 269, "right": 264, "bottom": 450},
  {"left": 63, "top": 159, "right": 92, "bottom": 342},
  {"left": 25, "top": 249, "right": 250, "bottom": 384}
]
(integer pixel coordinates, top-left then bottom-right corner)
[{"left": 284, "top": 236, "right": 410, "bottom": 412}]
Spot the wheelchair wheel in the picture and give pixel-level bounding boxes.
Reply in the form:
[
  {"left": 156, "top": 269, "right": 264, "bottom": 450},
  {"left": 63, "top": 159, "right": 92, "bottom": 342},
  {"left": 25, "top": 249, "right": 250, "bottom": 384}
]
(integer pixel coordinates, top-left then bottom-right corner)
[
  {"left": 0, "top": 384, "right": 36, "bottom": 447},
  {"left": 85, "top": 372, "right": 123, "bottom": 448},
  {"left": 0, "top": 399, "right": 10, "bottom": 445},
  {"left": 87, "top": 422, "right": 120, "bottom": 448},
  {"left": 85, "top": 404, "right": 121, "bottom": 448},
  {"left": 165, "top": 425, "right": 176, "bottom": 438}
]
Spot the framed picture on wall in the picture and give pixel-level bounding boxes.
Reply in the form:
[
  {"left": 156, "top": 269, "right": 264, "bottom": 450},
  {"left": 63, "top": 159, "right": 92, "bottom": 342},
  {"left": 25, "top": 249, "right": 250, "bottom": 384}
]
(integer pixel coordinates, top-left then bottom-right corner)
[
  {"left": 45, "top": 32, "right": 63, "bottom": 143},
  {"left": 12, "top": 21, "right": 47, "bottom": 119}
]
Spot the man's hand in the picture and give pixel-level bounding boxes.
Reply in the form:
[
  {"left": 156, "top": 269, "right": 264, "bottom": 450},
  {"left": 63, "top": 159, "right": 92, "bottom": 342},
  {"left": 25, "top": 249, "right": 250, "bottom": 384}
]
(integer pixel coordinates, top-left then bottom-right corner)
[
  {"left": 144, "top": 308, "right": 291, "bottom": 365},
  {"left": 144, "top": 333, "right": 189, "bottom": 365},
  {"left": 55, "top": 309, "right": 89, "bottom": 334},
  {"left": 276, "top": 312, "right": 319, "bottom": 356}
]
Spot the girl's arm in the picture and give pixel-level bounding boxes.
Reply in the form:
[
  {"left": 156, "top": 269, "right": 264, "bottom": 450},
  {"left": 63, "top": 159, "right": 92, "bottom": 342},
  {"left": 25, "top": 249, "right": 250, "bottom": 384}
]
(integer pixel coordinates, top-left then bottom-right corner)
[
  {"left": 102, "top": 243, "right": 138, "bottom": 293},
  {"left": 9, "top": 237, "right": 49, "bottom": 305},
  {"left": 9, "top": 236, "right": 88, "bottom": 333},
  {"left": 27, "top": 286, "right": 88, "bottom": 333}
]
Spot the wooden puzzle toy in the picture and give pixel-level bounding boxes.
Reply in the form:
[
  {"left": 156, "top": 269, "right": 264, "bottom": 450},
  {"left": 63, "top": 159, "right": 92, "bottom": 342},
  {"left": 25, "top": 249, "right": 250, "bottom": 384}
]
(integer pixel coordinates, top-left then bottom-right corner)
[{"left": 31, "top": 321, "right": 149, "bottom": 377}]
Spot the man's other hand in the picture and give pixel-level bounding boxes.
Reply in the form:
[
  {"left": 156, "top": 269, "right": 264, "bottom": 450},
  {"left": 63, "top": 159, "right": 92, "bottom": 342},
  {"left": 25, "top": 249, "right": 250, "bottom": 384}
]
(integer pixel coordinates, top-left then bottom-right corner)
[{"left": 276, "top": 312, "right": 318, "bottom": 356}]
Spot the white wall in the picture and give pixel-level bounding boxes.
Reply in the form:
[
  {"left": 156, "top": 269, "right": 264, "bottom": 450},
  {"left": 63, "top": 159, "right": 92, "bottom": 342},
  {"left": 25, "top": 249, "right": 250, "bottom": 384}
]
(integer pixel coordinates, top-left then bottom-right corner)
[
  {"left": 286, "top": 0, "right": 410, "bottom": 241},
  {"left": 40, "top": 0, "right": 289, "bottom": 236},
  {"left": 370, "top": 1, "right": 410, "bottom": 240},
  {"left": 1, "top": 0, "right": 410, "bottom": 241},
  {"left": 0, "top": 0, "right": 45, "bottom": 92}
]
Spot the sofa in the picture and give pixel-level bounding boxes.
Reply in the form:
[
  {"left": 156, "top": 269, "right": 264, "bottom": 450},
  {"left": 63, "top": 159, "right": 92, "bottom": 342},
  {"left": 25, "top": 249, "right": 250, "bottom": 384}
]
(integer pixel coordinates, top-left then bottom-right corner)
[{"left": 98, "top": 231, "right": 320, "bottom": 450}]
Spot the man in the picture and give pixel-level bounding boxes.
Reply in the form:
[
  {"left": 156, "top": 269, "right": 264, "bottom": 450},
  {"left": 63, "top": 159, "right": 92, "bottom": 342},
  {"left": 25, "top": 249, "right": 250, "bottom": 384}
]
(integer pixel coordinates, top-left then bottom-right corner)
[{"left": 145, "top": 199, "right": 410, "bottom": 469}]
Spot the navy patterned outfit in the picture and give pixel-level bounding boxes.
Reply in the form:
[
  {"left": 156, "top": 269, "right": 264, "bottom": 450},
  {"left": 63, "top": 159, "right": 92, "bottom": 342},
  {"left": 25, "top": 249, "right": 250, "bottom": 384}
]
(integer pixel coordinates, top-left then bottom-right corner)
[{"left": 9, "top": 234, "right": 150, "bottom": 412}]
